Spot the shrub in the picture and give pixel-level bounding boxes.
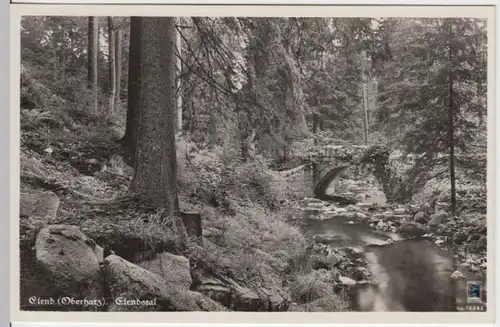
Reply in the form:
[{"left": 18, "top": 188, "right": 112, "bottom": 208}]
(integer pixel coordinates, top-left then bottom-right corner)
[
  {"left": 289, "top": 270, "right": 334, "bottom": 303},
  {"left": 302, "top": 294, "right": 351, "bottom": 312},
  {"left": 21, "top": 64, "right": 66, "bottom": 110},
  {"left": 177, "top": 142, "right": 282, "bottom": 211},
  {"left": 102, "top": 155, "right": 133, "bottom": 177},
  {"left": 184, "top": 187, "right": 306, "bottom": 293}
]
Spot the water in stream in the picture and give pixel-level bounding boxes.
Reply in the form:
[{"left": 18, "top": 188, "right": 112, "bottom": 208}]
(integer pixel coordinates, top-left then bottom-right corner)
[
  {"left": 306, "top": 213, "right": 458, "bottom": 311},
  {"left": 299, "top": 174, "right": 485, "bottom": 312}
]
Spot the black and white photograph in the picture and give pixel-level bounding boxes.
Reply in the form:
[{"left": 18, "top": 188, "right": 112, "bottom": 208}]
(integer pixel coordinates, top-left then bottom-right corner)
[{"left": 16, "top": 9, "right": 491, "bottom": 316}]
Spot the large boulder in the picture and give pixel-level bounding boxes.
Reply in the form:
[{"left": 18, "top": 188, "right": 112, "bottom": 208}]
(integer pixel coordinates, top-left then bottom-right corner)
[
  {"left": 226, "top": 278, "right": 263, "bottom": 311},
  {"left": 399, "top": 221, "right": 430, "bottom": 238},
  {"left": 137, "top": 252, "right": 192, "bottom": 289},
  {"left": 195, "top": 276, "right": 232, "bottom": 308},
  {"left": 308, "top": 249, "right": 343, "bottom": 271},
  {"left": 413, "top": 211, "right": 429, "bottom": 224},
  {"left": 259, "top": 288, "right": 288, "bottom": 312},
  {"left": 34, "top": 225, "right": 104, "bottom": 309},
  {"left": 352, "top": 266, "right": 371, "bottom": 281},
  {"left": 428, "top": 210, "right": 449, "bottom": 227},
  {"left": 20, "top": 191, "right": 60, "bottom": 250},
  {"left": 104, "top": 255, "right": 227, "bottom": 311},
  {"left": 21, "top": 156, "right": 50, "bottom": 178},
  {"left": 287, "top": 302, "right": 304, "bottom": 311},
  {"left": 194, "top": 275, "right": 288, "bottom": 311},
  {"left": 339, "top": 275, "right": 356, "bottom": 286}
]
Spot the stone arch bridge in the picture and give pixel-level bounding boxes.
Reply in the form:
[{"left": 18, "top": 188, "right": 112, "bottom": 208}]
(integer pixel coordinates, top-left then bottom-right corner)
[{"left": 269, "top": 144, "right": 388, "bottom": 203}]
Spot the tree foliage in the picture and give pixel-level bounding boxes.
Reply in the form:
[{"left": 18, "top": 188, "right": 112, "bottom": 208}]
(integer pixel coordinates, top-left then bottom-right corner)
[
  {"left": 20, "top": 15, "right": 488, "bottom": 213},
  {"left": 372, "top": 18, "right": 487, "bottom": 207}
]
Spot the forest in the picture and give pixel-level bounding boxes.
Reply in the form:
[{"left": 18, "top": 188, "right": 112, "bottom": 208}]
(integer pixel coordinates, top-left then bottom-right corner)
[{"left": 19, "top": 16, "right": 487, "bottom": 312}]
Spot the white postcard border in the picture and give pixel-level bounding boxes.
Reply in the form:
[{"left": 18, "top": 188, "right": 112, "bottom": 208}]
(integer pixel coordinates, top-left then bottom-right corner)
[{"left": 7, "top": 2, "right": 498, "bottom": 325}]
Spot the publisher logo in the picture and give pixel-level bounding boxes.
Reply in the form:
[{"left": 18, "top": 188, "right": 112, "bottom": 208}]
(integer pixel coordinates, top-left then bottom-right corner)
[{"left": 467, "top": 281, "right": 483, "bottom": 303}]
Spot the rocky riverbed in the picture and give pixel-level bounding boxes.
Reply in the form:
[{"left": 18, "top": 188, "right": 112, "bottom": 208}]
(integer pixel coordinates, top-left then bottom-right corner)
[{"left": 285, "top": 174, "right": 487, "bottom": 311}]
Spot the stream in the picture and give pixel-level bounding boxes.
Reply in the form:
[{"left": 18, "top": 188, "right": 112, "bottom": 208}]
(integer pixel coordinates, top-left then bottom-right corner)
[
  {"left": 306, "top": 209, "right": 458, "bottom": 311},
  {"left": 295, "top": 174, "right": 484, "bottom": 312}
]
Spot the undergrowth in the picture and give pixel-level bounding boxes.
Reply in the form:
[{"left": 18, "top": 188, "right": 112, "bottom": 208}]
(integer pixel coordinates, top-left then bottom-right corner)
[{"left": 20, "top": 77, "right": 350, "bottom": 311}]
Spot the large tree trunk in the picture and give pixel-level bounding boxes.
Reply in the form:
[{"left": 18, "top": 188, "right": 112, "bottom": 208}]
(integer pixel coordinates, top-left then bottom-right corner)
[
  {"left": 131, "top": 17, "right": 178, "bottom": 215},
  {"left": 361, "top": 51, "right": 370, "bottom": 145},
  {"left": 175, "top": 17, "right": 183, "bottom": 134},
  {"left": 87, "top": 17, "right": 99, "bottom": 113},
  {"left": 475, "top": 23, "right": 485, "bottom": 125},
  {"left": 52, "top": 35, "right": 58, "bottom": 82},
  {"left": 107, "top": 17, "right": 116, "bottom": 116},
  {"left": 123, "top": 17, "right": 143, "bottom": 165},
  {"left": 59, "top": 32, "right": 67, "bottom": 82},
  {"left": 362, "top": 81, "right": 369, "bottom": 144},
  {"left": 447, "top": 19, "right": 457, "bottom": 217},
  {"left": 188, "top": 98, "right": 196, "bottom": 134},
  {"left": 312, "top": 112, "right": 318, "bottom": 145},
  {"left": 68, "top": 29, "right": 75, "bottom": 70},
  {"left": 312, "top": 112, "right": 318, "bottom": 183},
  {"left": 115, "top": 25, "right": 122, "bottom": 112}
]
